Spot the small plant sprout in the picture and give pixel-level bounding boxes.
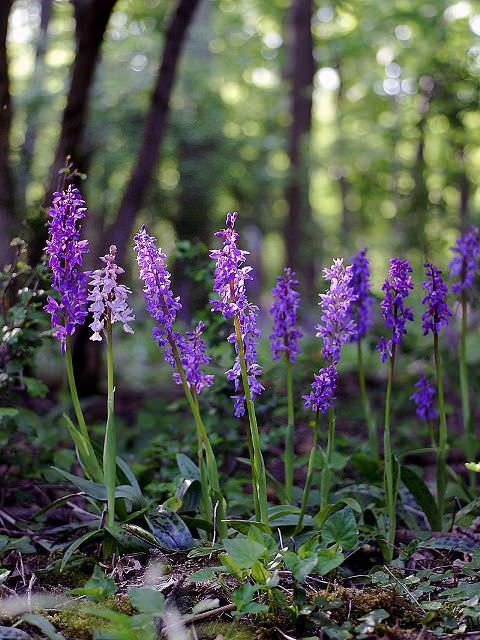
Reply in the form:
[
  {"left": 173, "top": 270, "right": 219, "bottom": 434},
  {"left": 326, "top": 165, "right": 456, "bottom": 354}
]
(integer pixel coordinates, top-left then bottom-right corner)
[
  {"left": 210, "top": 212, "right": 268, "bottom": 524},
  {"left": 410, "top": 371, "right": 438, "bottom": 447},
  {"left": 377, "top": 258, "right": 414, "bottom": 560},
  {"left": 299, "top": 259, "right": 357, "bottom": 530},
  {"left": 44, "top": 185, "right": 102, "bottom": 482},
  {"left": 349, "top": 248, "right": 376, "bottom": 457},
  {"left": 449, "top": 226, "right": 480, "bottom": 489},
  {"left": 134, "top": 225, "right": 226, "bottom": 537},
  {"left": 87, "top": 245, "right": 135, "bottom": 528},
  {"left": 421, "top": 263, "right": 452, "bottom": 522},
  {"left": 269, "top": 267, "right": 302, "bottom": 503}
]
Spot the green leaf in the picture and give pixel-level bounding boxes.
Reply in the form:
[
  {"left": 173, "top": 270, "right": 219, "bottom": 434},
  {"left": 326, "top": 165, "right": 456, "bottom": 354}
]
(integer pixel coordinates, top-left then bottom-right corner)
[
  {"left": 315, "top": 498, "right": 362, "bottom": 529},
  {"left": 0, "top": 569, "right": 11, "bottom": 585},
  {"left": 63, "top": 416, "right": 102, "bottom": 483},
  {"left": 116, "top": 456, "right": 143, "bottom": 496},
  {"left": 176, "top": 453, "right": 200, "bottom": 480},
  {"left": 316, "top": 548, "right": 345, "bottom": 575},
  {"left": 129, "top": 587, "right": 166, "bottom": 614},
  {"left": 21, "top": 614, "right": 66, "bottom": 640},
  {"left": 23, "top": 376, "right": 48, "bottom": 398},
  {"left": 222, "top": 519, "right": 271, "bottom": 535},
  {"left": 70, "top": 565, "right": 115, "bottom": 600},
  {"left": 188, "top": 566, "right": 227, "bottom": 582},
  {"left": 401, "top": 465, "right": 441, "bottom": 531},
  {"left": 33, "top": 493, "right": 85, "bottom": 519},
  {"left": 283, "top": 550, "right": 318, "bottom": 582},
  {"left": 0, "top": 627, "right": 32, "bottom": 639},
  {"left": 61, "top": 529, "right": 102, "bottom": 571},
  {"left": 0, "top": 408, "right": 18, "bottom": 423},
  {"left": 192, "top": 598, "right": 220, "bottom": 615},
  {"left": 222, "top": 536, "right": 266, "bottom": 569},
  {"left": 322, "top": 507, "right": 358, "bottom": 549}
]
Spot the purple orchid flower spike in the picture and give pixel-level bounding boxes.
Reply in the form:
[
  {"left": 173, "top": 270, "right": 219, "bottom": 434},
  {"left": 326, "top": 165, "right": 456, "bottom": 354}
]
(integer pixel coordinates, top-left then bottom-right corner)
[
  {"left": 421, "top": 263, "right": 451, "bottom": 336},
  {"left": 269, "top": 267, "right": 302, "bottom": 363},
  {"left": 411, "top": 371, "right": 437, "bottom": 422},
  {"left": 449, "top": 226, "right": 480, "bottom": 294},
  {"left": 349, "top": 248, "right": 374, "bottom": 342},
  {"left": 376, "top": 258, "right": 414, "bottom": 362},
  {"left": 209, "top": 211, "right": 264, "bottom": 417},
  {"left": 44, "top": 185, "right": 90, "bottom": 351}
]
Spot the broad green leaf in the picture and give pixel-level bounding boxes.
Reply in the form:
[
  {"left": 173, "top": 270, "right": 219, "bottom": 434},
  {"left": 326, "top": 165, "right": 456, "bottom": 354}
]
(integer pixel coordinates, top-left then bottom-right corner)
[
  {"left": 21, "top": 615, "right": 66, "bottom": 640},
  {"left": 70, "top": 565, "right": 115, "bottom": 600},
  {"left": 176, "top": 453, "right": 200, "bottom": 480},
  {"left": 283, "top": 550, "right": 318, "bottom": 582},
  {"left": 129, "top": 587, "right": 166, "bottom": 614},
  {"left": 322, "top": 507, "right": 358, "bottom": 549},
  {"left": 222, "top": 537, "right": 266, "bottom": 569},
  {"left": 23, "top": 376, "right": 48, "bottom": 398},
  {"left": 188, "top": 566, "right": 227, "bottom": 582},
  {"left": 61, "top": 529, "right": 101, "bottom": 571},
  {"left": 315, "top": 498, "right": 362, "bottom": 529},
  {"left": 222, "top": 519, "right": 271, "bottom": 535},
  {"left": 192, "top": 598, "right": 220, "bottom": 615},
  {"left": 401, "top": 466, "right": 441, "bottom": 531},
  {"left": 316, "top": 548, "right": 345, "bottom": 575}
]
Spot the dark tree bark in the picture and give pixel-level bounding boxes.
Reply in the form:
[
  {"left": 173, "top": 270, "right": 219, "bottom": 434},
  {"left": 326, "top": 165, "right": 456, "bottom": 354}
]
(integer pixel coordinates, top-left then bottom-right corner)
[
  {"left": 19, "top": 0, "right": 53, "bottom": 198},
  {"left": 28, "top": 0, "right": 117, "bottom": 265},
  {"left": 107, "top": 0, "right": 202, "bottom": 263},
  {"left": 284, "top": 0, "right": 315, "bottom": 298},
  {"left": 0, "top": 0, "right": 14, "bottom": 266},
  {"left": 46, "top": 0, "right": 118, "bottom": 197}
]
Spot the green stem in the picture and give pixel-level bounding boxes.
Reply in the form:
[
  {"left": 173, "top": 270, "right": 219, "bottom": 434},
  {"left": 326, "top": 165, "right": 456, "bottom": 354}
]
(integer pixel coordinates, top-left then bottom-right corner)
[
  {"left": 459, "top": 295, "right": 475, "bottom": 489},
  {"left": 434, "top": 331, "right": 448, "bottom": 524},
  {"left": 104, "top": 320, "right": 116, "bottom": 528},
  {"left": 166, "top": 329, "right": 227, "bottom": 539},
  {"left": 284, "top": 356, "right": 295, "bottom": 503},
  {"left": 320, "top": 407, "right": 335, "bottom": 510},
  {"left": 383, "top": 346, "right": 396, "bottom": 562},
  {"left": 65, "top": 335, "right": 89, "bottom": 441},
  {"left": 233, "top": 313, "right": 268, "bottom": 525},
  {"left": 295, "top": 410, "right": 320, "bottom": 534},
  {"left": 358, "top": 339, "right": 378, "bottom": 458}
]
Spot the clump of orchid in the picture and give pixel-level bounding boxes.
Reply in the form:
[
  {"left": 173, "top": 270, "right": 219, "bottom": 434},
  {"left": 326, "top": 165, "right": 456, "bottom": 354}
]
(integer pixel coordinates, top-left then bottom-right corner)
[
  {"left": 269, "top": 267, "right": 302, "bottom": 503},
  {"left": 377, "top": 258, "right": 414, "bottom": 561},
  {"left": 134, "top": 225, "right": 226, "bottom": 538},
  {"left": 349, "top": 249, "right": 376, "bottom": 457},
  {"left": 210, "top": 212, "right": 268, "bottom": 524},
  {"left": 449, "top": 226, "right": 480, "bottom": 489},
  {"left": 297, "top": 259, "right": 357, "bottom": 530},
  {"left": 44, "top": 186, "right": 135, "bottom": 527}
]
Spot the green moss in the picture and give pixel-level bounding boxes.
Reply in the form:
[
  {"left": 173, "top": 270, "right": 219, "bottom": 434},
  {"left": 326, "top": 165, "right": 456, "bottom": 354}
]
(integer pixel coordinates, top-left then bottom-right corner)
[
  {"left": 48, "top": 606, "right": 100, "bottom": 640},
  {"left": 312, "top": 585, "right": 422, "bottom": 628}
]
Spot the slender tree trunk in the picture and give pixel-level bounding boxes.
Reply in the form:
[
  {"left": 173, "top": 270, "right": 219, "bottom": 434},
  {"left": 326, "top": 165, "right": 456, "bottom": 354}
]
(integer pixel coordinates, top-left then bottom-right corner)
[
  {"left": 284, "top": 0, "right": 314, "bottom": 299},
  {"left": 19, "top": 0, "right": 53, "bottom": 201},
  {"left": 108, "top": 0, "right": 202, "bottom": 264},
  {"left": 28, "top": 0, "right": 117, "bottom": 265},
  {"left": 47, "top": 0, "right": 117, "bottom": 197},
  {"left": 457, "top": 145, "right": 469, "bottom": 230},
  {"left": 0, "top": 0, "right": 14, "bottom": 266}
]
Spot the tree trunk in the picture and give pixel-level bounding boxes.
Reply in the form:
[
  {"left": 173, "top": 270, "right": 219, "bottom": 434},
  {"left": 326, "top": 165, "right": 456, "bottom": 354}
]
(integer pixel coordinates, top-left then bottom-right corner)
[
  {"left": 19, "top": 0, "right": 53, "bottom": 200},
  {"left": 0, "top": 0, "right": 14, "bottom": 266},
  {"left": 284, "top": 0, "right": 315, "bottom": 299},
  {"left": 28, "top": 0, "right": 117, "bottom": 266},
  {"left": 107, "top": 0, "right": 202, "bottom": 264},
  {"left": 46, "top": 0, "right": 118, "bottom": 197}
]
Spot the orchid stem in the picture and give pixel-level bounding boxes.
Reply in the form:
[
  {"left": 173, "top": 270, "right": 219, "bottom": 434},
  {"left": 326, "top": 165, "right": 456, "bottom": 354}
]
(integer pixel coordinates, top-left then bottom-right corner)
[
  {"left": 358, "top": 339, "right": 377, "bottom": 458},
  {"left": 104, "top": 319, "right": 116, "bottom": 528},
  {"left": 383, "top": 346, "right": 397, "bottom": 562},
  {"left": 460, "top": 295, "right": 475, "bottom": 489},
  {"left": 284, "top": 356, "right": 295, "bottom": 503},
  {"left": 65, "top": 335, "right": 88, "bottom": 441},
  {"left": 233, "top": 313, "right": 268, "bottom": 525},
  {"left": 320, "top": 407, "right": 335, "bottom": 510},
  {"left": 434, "top": 331, "right": 448, "bottom": 524},
  {"left": 295, "top": 410, "right": 320, "bottom": 534},
  {"left": 167, "top": 330, "right": 227, "bottom": 539}
]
